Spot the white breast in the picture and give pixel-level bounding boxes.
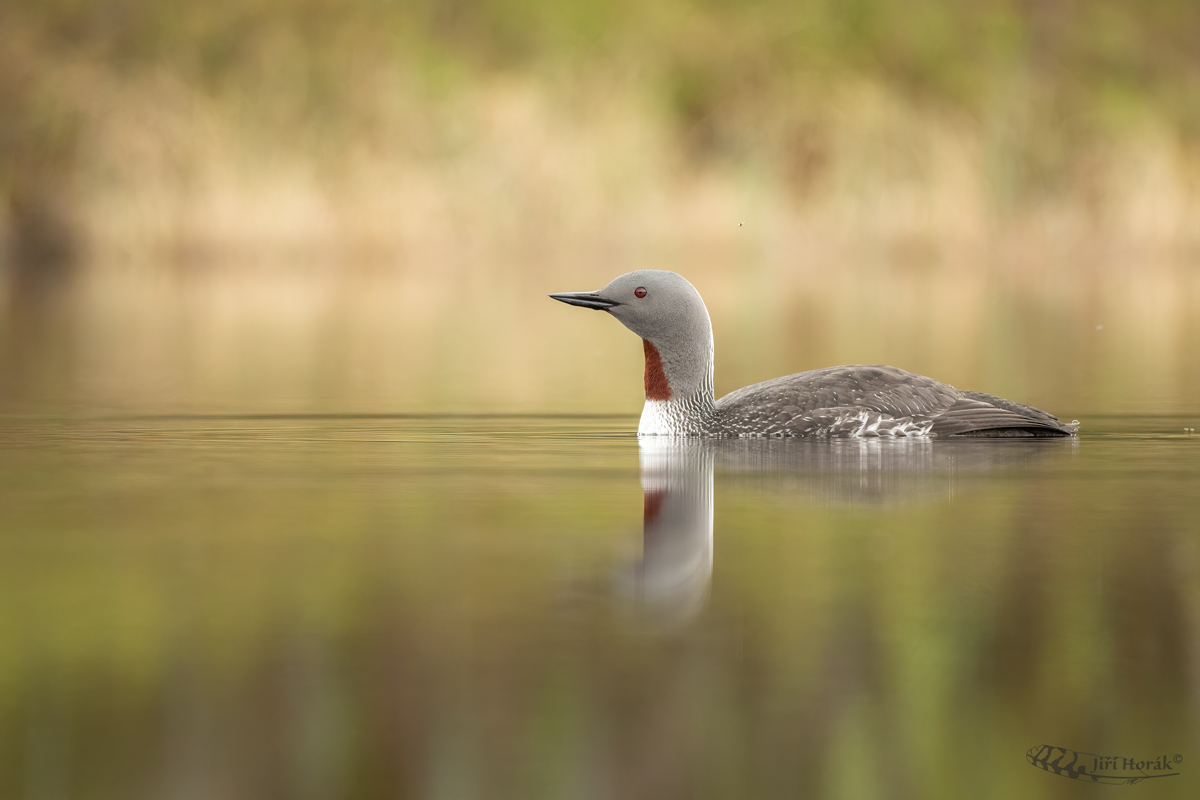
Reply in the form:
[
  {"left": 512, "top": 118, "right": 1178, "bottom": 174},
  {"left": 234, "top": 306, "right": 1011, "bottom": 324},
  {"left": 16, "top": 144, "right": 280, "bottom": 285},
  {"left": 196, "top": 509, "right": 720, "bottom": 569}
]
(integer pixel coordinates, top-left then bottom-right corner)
[
  {"left": 638, "top": 399, "right": 684, "bottom": 436},
  {"left": 638, "top": 399, "right": 671, "bottom": 435}
]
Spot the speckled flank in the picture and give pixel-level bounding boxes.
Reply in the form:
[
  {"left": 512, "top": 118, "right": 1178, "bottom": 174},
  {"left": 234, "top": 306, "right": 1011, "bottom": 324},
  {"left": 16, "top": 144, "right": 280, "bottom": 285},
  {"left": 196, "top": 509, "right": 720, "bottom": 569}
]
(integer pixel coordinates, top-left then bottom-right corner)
[
  {"left": 713, "top": 406, "right": 936, "bottom": 438},
  {"left": 643, "top": 339, "right": 672, "bottom": 401}
]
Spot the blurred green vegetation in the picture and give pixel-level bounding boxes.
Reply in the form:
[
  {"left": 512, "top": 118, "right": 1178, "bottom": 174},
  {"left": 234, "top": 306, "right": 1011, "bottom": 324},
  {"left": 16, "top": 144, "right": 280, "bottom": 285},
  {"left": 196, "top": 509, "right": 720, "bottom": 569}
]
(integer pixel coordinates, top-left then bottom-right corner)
[
  {"left": 12, "top": 0, "right": 1200, "bottom": 114},
  {"left": 3, "top": 0, "right": 1200, "bottom": 265}
]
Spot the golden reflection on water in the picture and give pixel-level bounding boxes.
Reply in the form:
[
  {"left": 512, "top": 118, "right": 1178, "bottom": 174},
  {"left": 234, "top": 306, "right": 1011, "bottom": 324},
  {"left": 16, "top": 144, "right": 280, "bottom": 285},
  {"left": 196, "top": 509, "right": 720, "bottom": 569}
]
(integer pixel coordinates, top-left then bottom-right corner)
[
  {"left": 1, "top": 415, "right": 1197, "bottom": 798},
  {"left": 1, "top": 257, "right": 1198, "bottom": 418}
]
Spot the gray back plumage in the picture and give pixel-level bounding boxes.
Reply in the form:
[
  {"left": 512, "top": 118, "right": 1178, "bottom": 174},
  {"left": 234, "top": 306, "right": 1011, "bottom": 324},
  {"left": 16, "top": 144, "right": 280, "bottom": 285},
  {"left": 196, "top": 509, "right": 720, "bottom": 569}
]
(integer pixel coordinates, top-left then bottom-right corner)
[{"left": 713, "top": 365, "right": 1076, "bottom": 437}]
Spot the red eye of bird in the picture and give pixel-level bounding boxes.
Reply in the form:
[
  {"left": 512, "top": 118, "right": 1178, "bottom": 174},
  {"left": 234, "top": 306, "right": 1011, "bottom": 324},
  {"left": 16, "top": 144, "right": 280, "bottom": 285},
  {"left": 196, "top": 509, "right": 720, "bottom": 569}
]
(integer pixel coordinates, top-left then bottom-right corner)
[{"left": 635, "top": 287, "right": 647, "bottom": 298}]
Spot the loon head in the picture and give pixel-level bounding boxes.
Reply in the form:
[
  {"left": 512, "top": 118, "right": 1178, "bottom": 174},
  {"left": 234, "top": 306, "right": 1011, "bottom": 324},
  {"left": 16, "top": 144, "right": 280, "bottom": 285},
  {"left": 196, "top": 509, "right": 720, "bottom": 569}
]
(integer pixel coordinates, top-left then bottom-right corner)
[{"left": 550, "top": 270, "right": 715, "bottom": 415}]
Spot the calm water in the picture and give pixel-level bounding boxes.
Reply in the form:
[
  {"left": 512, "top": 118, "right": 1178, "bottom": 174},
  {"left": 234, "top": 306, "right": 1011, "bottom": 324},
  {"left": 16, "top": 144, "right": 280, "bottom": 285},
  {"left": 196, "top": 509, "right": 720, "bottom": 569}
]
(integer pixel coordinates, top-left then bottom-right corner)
[{"left": 1, "top": 413, "right": 1198, "bottom": 799}]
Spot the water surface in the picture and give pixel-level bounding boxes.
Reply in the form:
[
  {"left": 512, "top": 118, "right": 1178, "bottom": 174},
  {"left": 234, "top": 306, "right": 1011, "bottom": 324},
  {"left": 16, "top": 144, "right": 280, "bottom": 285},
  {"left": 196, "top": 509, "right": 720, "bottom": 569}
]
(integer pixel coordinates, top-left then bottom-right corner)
[{"left": 1, "top": 414, "right": 1198, "bottom": 799}]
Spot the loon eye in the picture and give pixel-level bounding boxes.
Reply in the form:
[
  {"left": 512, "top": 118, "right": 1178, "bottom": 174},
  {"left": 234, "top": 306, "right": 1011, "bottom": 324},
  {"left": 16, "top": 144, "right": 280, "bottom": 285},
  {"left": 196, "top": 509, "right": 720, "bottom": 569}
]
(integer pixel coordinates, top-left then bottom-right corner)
[{"left": 634, "top": 287, "right": 647, "bottom": 298}]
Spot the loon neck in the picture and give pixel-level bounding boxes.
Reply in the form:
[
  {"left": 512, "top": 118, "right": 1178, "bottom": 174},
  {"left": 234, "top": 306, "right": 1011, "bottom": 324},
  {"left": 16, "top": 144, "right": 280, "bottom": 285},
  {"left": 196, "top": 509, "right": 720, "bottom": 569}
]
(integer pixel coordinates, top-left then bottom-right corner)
[{"left": 638, "top": 335, "right": 716, "bottom": 436}]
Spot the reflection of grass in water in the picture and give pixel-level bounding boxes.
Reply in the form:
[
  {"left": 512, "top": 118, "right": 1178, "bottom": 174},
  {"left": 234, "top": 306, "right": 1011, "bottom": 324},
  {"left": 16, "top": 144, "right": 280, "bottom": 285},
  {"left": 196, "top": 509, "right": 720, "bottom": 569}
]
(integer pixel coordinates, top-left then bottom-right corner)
[{"left": 1, "top": 257, "right": 1196, "bottom": 415}]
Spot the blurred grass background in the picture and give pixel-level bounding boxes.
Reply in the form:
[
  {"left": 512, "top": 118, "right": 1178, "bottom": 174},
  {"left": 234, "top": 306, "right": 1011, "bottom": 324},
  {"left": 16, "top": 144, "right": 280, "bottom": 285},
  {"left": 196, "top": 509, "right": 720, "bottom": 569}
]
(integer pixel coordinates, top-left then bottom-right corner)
[{"left": 2, "top": 0, "right": 1199, "bottom": 414}]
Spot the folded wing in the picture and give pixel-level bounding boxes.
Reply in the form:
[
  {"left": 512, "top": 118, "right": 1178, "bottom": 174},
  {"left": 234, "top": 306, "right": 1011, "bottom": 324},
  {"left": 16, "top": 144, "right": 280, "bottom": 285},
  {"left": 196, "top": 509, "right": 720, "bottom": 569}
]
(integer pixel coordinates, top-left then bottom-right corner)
[{"left": 715, "top": 366, "right": 1076, "bottom": 437}]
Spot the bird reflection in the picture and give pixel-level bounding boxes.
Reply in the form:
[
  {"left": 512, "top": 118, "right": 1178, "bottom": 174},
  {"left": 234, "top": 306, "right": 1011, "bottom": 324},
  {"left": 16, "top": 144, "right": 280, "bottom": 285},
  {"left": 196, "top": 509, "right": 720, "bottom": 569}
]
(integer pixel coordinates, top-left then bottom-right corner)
[
  {"left": 620, "top": 436, "right": 1074, "bottom": 624},
  {"left": 617, "top": 438, "right": 714, "bottom": 626},
  {"left": 713, "top": 436, "right": 1075, "bottom": 505}
]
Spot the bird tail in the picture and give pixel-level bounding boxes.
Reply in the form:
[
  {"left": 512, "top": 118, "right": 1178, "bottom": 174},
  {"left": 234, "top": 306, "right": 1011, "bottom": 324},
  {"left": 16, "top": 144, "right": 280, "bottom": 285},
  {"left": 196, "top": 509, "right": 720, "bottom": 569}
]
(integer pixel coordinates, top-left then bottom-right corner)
[{"left": 933, "top": 391, "right": 1078, "bottom": 437}]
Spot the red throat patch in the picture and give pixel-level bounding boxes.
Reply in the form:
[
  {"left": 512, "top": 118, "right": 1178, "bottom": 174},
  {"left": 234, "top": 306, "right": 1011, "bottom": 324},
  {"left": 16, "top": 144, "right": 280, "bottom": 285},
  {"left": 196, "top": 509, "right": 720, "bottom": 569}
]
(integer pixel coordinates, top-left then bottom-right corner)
[
  {"left": 643, "top": 489, "right": 666, "bottom": 525},
  {"left": 642, "top": 340, "right": 672, "bottom": 401}
]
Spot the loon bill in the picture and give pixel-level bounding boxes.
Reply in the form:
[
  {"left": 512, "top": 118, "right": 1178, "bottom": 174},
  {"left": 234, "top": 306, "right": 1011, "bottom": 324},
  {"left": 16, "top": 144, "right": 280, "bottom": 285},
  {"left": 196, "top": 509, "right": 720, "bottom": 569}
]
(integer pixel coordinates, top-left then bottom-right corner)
[{"left": 550, "top": 270, "right": 1079, "bottom": 438}]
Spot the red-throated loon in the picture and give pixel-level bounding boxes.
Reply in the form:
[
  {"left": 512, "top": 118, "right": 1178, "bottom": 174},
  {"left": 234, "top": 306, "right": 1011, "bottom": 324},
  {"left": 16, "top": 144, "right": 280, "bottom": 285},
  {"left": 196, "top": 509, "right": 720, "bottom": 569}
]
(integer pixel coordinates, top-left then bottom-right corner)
[{"left": 550, "top": 270, "right": 1079, "bottom": 438}]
